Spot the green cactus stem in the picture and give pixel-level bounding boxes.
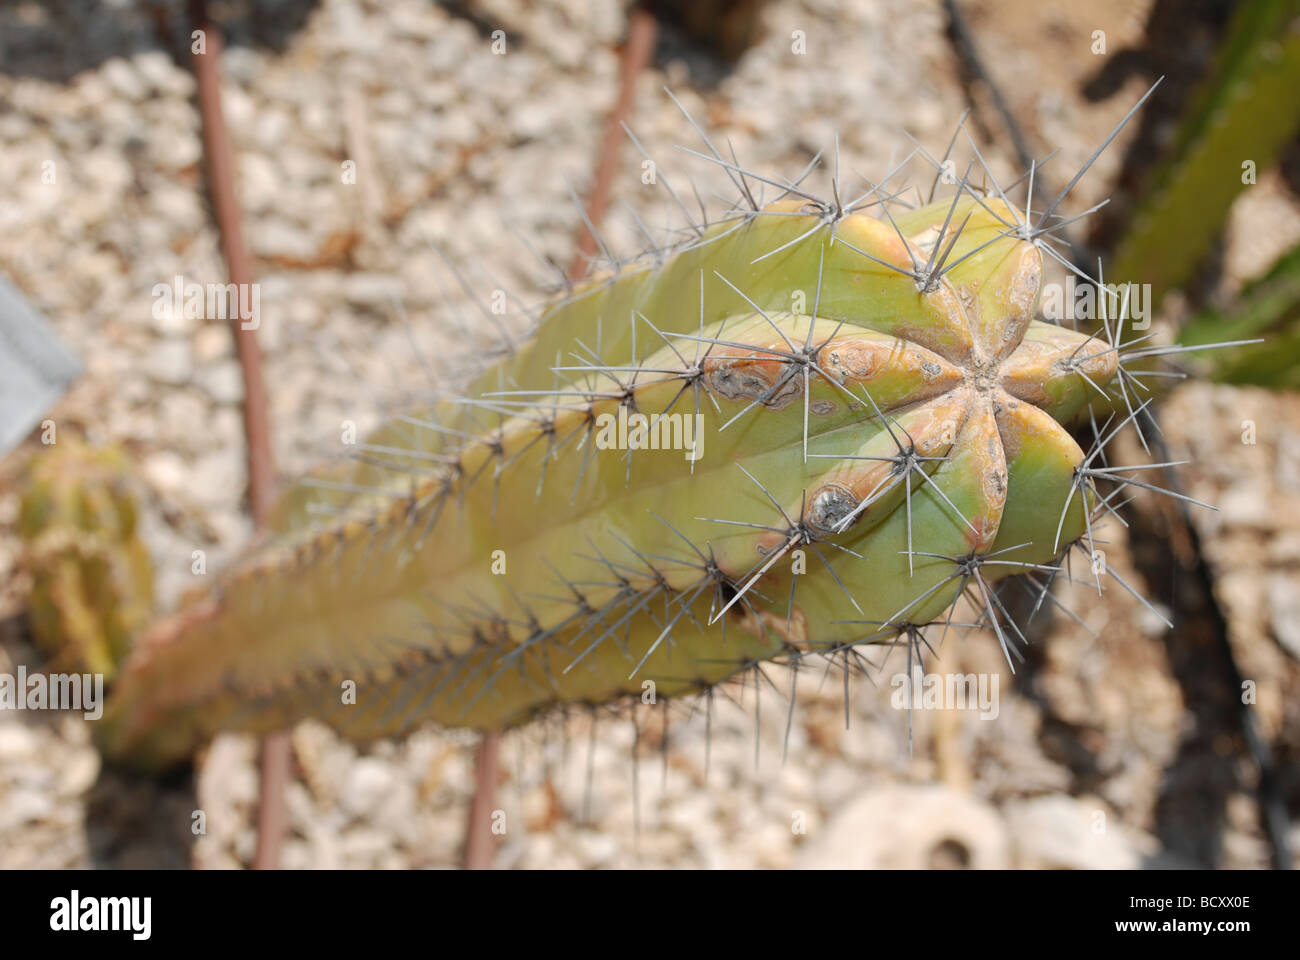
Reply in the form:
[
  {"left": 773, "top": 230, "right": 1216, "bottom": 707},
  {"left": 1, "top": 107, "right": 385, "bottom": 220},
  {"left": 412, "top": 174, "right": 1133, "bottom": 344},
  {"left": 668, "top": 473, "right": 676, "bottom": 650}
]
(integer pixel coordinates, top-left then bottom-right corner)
[{"left": 100, "top": 93, "right": 1198, "bottom": 769}]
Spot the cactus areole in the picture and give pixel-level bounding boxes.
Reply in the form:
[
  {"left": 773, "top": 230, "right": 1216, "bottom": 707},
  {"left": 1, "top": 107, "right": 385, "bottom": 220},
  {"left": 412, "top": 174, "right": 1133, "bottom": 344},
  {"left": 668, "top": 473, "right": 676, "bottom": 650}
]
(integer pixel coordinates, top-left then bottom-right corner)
[{"left": 102, "top": 175, "right": 1131, "bottom": 768}]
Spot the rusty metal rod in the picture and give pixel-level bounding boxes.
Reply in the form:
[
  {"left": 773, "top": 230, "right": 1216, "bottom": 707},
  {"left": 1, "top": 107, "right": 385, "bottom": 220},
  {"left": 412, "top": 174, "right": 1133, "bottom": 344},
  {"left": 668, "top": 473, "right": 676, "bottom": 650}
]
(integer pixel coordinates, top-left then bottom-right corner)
[
  {"left": 463, "top": 733, "right": 502, "bottom": 869},
  {"left": 189, "top": 0, "right": 287, "bottom": 871},
  {"left": 567, "top": 6, "right": 658, "bottom": 280}
]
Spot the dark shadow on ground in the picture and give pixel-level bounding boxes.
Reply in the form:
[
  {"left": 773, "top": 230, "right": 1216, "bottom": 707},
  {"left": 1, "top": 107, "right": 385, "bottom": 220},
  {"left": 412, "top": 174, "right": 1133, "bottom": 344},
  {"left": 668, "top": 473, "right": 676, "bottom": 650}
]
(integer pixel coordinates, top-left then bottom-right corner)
[
  {"left": 0, "top": 0, "right": 322, "bottom": 82},
  {"left": 0, "top": 612, "right": 197, "bottom": 868}
]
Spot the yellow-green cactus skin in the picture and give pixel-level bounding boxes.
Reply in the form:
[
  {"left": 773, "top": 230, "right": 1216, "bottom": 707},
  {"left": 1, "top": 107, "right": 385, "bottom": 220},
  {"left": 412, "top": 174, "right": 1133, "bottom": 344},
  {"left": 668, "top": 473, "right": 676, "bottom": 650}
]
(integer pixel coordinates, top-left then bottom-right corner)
[{"left": 18, "top": 439, "right": 155, "bottom": 682}]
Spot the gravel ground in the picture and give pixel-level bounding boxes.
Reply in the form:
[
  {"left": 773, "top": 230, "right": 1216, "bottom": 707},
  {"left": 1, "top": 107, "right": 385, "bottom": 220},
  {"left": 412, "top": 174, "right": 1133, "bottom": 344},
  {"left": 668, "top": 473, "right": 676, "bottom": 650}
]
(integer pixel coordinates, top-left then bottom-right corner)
[{"left": 1, "top": 0, "right": 1297, "bottom": 868}]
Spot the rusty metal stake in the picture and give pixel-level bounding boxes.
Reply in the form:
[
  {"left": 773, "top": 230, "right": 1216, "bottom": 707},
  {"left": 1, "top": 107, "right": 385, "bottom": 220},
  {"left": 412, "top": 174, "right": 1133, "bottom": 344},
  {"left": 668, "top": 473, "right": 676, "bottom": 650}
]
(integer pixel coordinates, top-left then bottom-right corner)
[
  {"left": 567, "top": 6, "right": 658, "bottom": 280},
  {"left": 463, "top": 733, "right": 502, "bottom": 869},
  {"left": 189, "top": 0, "right": 287, "bottom": 871}
]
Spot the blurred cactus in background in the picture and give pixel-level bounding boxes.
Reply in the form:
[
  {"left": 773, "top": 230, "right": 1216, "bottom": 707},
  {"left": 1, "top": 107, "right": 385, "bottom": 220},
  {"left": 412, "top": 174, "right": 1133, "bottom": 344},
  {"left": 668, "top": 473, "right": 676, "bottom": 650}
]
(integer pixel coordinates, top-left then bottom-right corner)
[
  {"left": 1108, "top": 0, "right": 1300, "bottom": 316},
  {"left": 17, "top": 439, "right": 155, "bottom": 681}
]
